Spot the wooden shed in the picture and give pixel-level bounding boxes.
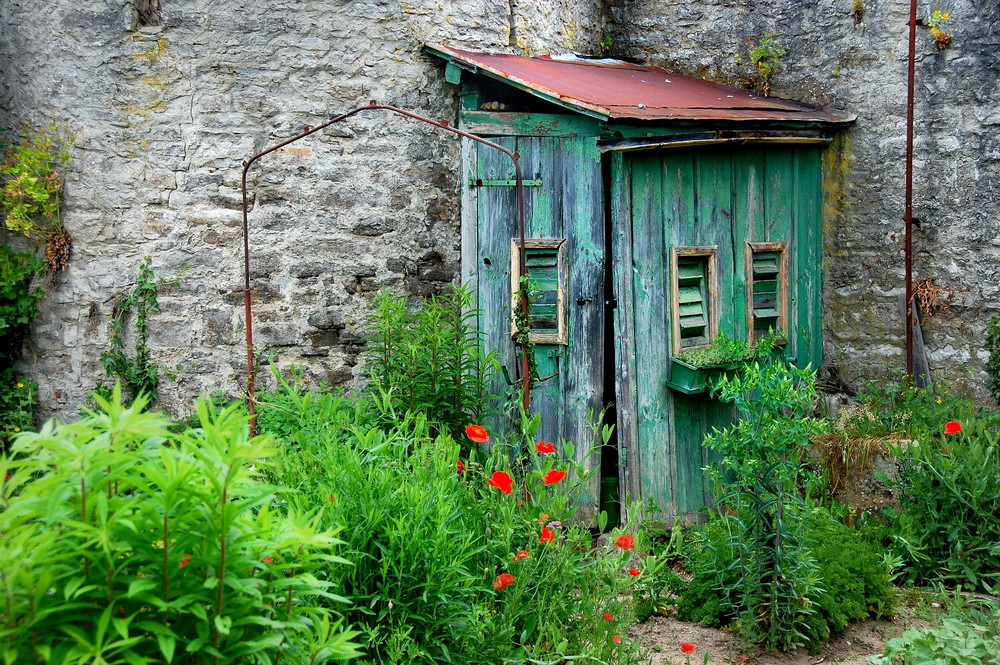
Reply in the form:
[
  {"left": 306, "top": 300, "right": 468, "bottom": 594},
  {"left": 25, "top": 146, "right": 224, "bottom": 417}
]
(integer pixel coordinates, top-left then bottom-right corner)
[{"left": 427, "top": 44, "right": 852, "bottom": 523}]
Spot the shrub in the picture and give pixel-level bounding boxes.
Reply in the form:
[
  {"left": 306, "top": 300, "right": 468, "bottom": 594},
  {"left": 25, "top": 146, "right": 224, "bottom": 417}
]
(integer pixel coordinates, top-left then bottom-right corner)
[
  {"left": 364, "top": 286, "right": 499, "bottom": 440},
  {"left": 0, "top": 368, "right": 36, "bottom": 445},
  {"left": 261, "top": 374, "right": 653, "bottom": 665},
  {"left": 0, "top": 385, "right": 359, "bottom": 665},
  {"left": 0, "top": 244, "right": 44, "bottom": 362},
  {"left": 886, "top": 416, "right": 1000, "bottom": 592},
  {"left": 869, "top": 599, "right": 1000, "bottom": 665}
]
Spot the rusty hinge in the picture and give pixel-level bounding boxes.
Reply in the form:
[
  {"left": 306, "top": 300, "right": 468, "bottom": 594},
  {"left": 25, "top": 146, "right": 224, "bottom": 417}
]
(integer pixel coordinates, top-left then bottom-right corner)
[{"left": 469, "top": 179, "right": 542, "bottom": 187}]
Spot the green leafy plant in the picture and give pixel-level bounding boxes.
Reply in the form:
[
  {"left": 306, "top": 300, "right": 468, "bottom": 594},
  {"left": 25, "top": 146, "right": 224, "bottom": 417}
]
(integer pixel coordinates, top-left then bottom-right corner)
[
  {"left": 700, "top": 357, "right": 829, "bottom": 651},
  {"left": 869, "top": 599, "right": 1000, "bottom": 665},
  {"left": 0, "top": 244, "right": 43, "bottom": 362},
  {"left": 985, "top": 313, "right": 1000, "bottom": 405},
  {"left": 365, "top": 285, "right": 499, "bottom": 438},
  {"left": 927, "top": 9, "right": 953, "bottom": 49},
  {"left": 673, "top": 333, "right": 759, "bottom": 368},
  {"left": 0, "top": 385, "right": 361, "bottom": 664},
  {"left": 0, "top": 369, "right": 36, "bottom": 444},
  {"left": 737, "top": 33, "right": 786, "bottom": 96},
  {"left": 97, "top": 256, "right": 165, "bottom": 405},
  {"left": 1, "top": 126, "right": 72, "bottom": 275},
  {"left": 885, "top": 416, "right": 1000, "bottom": 592},
  {"left": 852, "top": 0, "right": 866, "bottom": 24},
  {"left": 260, "top": 369, "right": 655, "bottom": 665}
]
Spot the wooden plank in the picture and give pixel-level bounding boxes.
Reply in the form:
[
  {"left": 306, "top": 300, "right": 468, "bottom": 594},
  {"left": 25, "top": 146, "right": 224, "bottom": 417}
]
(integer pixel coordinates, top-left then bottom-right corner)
[
  {"left": 461, "top": 138, "right": 480, "bottom": 316},
  {"left": 459, "top": 111, "right": 606, "bottom": 138},
  {"left": 610, "top": 151, "right": 641, "bottom": 527},
  {"left": 794, "top": 147, "right": 824, "bottom": 369}
]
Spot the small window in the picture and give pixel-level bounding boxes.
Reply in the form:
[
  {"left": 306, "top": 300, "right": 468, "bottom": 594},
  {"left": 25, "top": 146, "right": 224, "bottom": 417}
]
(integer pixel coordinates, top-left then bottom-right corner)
[
  {"left": 670, "top": 246, "right": 718, "bottom": 354},
  {"left": 746, "top": 242, "right": 788, "bottom": 342},
  {"left": 511, "top": 239, "right": 567, "bottom": 344}
]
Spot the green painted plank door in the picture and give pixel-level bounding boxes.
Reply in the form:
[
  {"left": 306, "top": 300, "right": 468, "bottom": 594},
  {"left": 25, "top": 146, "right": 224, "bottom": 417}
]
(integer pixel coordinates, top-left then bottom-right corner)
[
  {"left": 611, "top": 145, "right": 823, "bottom": 522},
  {"left": 467, "top": 134, "right": 605, "bottom": 522}
]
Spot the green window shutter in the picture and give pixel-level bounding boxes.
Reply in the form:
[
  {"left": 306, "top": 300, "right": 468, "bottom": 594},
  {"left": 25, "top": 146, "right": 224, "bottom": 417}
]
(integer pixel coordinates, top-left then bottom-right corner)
[
  {"left": 747, "top": 244, "right": 787, "bottom": 341},
  {"left": 676, "top": 256, "right": 709, "bottom": 347},
  {"left": 511, "top": 239, "right": 567, "bottom": 344}
]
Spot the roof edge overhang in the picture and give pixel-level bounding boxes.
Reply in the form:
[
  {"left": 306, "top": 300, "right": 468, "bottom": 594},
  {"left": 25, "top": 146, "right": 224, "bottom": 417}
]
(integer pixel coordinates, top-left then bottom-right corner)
[{"left": 425, "top": 42, "right": 856, "bottom": 127}]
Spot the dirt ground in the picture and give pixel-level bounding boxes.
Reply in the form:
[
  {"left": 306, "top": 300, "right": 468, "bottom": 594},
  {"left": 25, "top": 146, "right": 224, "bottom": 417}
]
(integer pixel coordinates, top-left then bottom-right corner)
[{"left": 630, "top": 608, "right": 932, "bottom": 665}]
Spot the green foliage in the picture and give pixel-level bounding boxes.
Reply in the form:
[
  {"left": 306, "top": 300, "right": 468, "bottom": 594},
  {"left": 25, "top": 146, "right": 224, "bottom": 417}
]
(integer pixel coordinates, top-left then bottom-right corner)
[
  {"left": 0, "top": 244, "right": 44, "bottom": 361},
  {"left": 869, "top": 599, "right": 1000, "bottom": 665},
  {"left": 260, "top": 371, "right": 653, "bottom": 665},
  {"left": 97, "top": 256, "right": 164, "bottom": 404},
  {"left": 678, "top": 507, "right": 895, "bottom": 650},
  {"left": 885, "top": 416, "right": 1000, "bottom": 592},
  {"left": 701, "top": 357, "right": 829, "bottom": 651},
  {"left": 748, "top": 33, "right": 786, "bottom": 82},
  {"left": 365, "top": 286, "right": 499, "bottom": 438},
  {"left": 673, "top": 332, "right": 780, "bottom": 368},
  {"left": 0, "top": 126, "right": 69, "bottom": 237},
  {"left": 0, "top": 385, "right": 360, "bottom": 664},
  {"left": 0, "top": 369, "right": 36, "bottom": 444},
  {"left": 986, "top": 313, "right": 1000, "bottom": 405},
  {"left": 842, "top": 380, "right": 979, "bottom": 440}
]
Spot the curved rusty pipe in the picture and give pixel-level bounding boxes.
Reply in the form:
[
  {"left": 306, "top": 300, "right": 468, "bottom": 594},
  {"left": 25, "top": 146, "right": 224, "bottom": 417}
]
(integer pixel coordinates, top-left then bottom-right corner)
[{"left": 241, "top": 101, "right": 530, "bottom": 434}]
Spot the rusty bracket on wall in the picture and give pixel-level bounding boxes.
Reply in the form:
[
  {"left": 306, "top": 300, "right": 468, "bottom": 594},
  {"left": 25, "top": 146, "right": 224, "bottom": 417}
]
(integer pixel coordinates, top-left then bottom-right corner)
[{"left": 240, "top": 100, "right": 531, "bottom": 435}]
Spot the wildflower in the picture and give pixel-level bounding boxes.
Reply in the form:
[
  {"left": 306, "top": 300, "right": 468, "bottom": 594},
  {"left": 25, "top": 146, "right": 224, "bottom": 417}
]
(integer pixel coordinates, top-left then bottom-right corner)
[
  {"left": 537, "top": 513, "right": 550, "bottom": 524},
  {"left": 179, "top": 554, "right": 192, "bottom": 568},
  {"left": 944, "top": 421, "right": 962, "bottom": 434},
  {"left": 612, "top": 635, "right": 622, "bottom": 644},
  {"left": 615, "top": 534, "right": 634, "bottom": 551},
  {"left": 488, "top": 471, "right": 514, "bottom": 494},
  {"left": 535, "top": 440, "right": 556, "bottom": 453},
  {"left": 329, "top": 495, "right": 336, "bottom": 501},
  {"left": 942, "top": 449, "right": 947, "bottom": 455},
  {"left": 16, "top": 383, "right": 24, "bottom": 388},
  {"left": 263, "top": 556, "right": 273, "bottom": 564},
  {"left": 726, "top": 507, "right": 736, "bottom": 515},
  {"left": 493, "top": 573, "right": 515, "bottom": 590},
  {"left": 539, "top": 527, "right": 554, "bottom": 544},
  {"left": 602, "top": 612, "right": 613, "bottom": 621},
  {"left": 457, "top": 459, "right": 466, "bottom": 475},
  {"left": 513, "top": 550, "right": 530, "bottom": 561},
  {"left": 542, "top": 469, "right": 566, "bottom": 485},
  {"left": 465, "top": 424, "right": 489, "bottom": 442},
  {"left": 12, "top": 427, "right": 19, "bottom": 433},
  {"left": 628, "top": 568, "right": 642, "bottom": 576},
  {"left": 680, "top": 643, "right": 696, "bottom": 655}
]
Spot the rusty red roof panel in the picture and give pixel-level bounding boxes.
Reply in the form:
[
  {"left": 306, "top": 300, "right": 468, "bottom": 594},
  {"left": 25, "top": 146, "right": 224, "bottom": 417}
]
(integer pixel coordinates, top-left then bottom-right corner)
[{"left": 427, "top": 43, "right": 851, "bottom": 124}]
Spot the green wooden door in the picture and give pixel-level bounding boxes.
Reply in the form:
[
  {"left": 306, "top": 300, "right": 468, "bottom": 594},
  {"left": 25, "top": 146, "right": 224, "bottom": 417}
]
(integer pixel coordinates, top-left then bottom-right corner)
[
  {"left": 611, "top": 144, "right": 823, "bottom": 521},
  {"left": 463, "top": 122, "right": 605, "bottom": 522}
]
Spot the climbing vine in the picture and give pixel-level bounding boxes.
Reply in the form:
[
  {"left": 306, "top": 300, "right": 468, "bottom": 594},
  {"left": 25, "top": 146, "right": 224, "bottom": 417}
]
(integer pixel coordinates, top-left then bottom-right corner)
[{"left": 97, "top": 257, "right": 164, "bottom": 405}]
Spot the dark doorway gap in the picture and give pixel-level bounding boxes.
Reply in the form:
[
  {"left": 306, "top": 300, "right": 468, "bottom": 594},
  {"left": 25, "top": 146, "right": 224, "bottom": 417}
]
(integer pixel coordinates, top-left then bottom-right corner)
[{"left": 599, "top": 153, "right": 620, "bottom": 528}]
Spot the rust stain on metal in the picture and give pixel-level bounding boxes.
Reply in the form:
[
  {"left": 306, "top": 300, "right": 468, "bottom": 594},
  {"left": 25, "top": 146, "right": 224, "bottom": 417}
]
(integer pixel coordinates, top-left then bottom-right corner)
[{"left": 427, "top": 43, "right": 852, "bottom": 124}]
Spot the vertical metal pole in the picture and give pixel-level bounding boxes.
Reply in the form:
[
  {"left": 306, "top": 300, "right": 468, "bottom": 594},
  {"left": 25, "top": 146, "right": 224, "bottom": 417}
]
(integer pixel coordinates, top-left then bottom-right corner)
[{"left": 904, "top": 0, "right": 917, "bottom": 378}]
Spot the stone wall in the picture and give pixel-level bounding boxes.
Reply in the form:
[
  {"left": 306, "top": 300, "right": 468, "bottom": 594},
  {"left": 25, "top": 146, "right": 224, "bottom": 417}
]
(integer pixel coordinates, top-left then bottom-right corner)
[
  {"left": 0, "top": 0, "right": 604, "bottom": 419},
  {"left": 2, "top": 0, "right": 997, "bottom": 420},
  {"left": 607, "top": 0, "right": 1000, "bottom": 400}
]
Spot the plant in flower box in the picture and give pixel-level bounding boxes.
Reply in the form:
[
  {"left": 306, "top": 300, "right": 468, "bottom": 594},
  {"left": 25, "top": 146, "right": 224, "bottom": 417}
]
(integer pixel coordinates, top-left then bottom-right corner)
[{"left": 667, "top": 333, "right": 775, "bottom": 395}]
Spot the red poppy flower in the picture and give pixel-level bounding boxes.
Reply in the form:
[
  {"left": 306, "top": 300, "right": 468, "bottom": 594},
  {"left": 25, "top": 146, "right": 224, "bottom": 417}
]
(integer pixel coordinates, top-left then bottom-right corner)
[
  {"left": 942, "top": 449, "right": 947, "bottom": 455},
  {"left": 628, "top": 568, "right": 642, "bottom": 576},
  {"left": 329, "top": 495, "right": 335, "bottom": 501},
  {"left": 602, "top": 612, "right": 613, "bottom": 621},
  {"left": 179, "top": 554, "right": 192, "bottom": 568},
  {"left": 542, "top": 469, "right": 567, "bottom": 485},
  {"left": 493, "top": 573, "right": 515, "bottom": 590},
  {"left": 615, "top": 534, "right": 634, "bottom": 551},
  {"left": 537, "top": 513, "right": 550, "bottom": 524},
  {"left": 726, "top": 507, "right": 736, "bottom": 515},
  {"left": 466, "top": 424, "right": 489, "bottom": 442},
  {"left": 263, "top": 556, "right": 273, "bottom": 564},
  {"left": 457, "top": 459, "right": 466, "bottom": 475},
  {"left": 488, "top": 471, "right": 514, "bottom": 494},
  {"left": 944, "top": 421, "right": 962, "bottom": 434},
  {"left": 539, "top": 527, "right": 554, "bottom": 543},
  {"left": 513, "top": 549, "right": 530, "bottom": 561},
  {"left": 680, "top": 643, "right": 696, "bottom": 655},
  {"left": 535, "top": 440, "right": 556, "bottom": 453},
  {"left": 612, "top": 635, "right": 622, "bottom": 644}
]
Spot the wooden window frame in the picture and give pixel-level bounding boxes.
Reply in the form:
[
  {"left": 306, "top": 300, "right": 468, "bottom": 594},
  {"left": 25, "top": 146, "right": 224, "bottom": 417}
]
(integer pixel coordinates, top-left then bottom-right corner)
[
  {"left": 510, "top": 238, "right": 568, "bottom": 345},
  {"left": 670, "top": 246, "right": 719, "bottom": 355},
  {"left": 745, "top": 241, "right": 789, "bottom": 343}
]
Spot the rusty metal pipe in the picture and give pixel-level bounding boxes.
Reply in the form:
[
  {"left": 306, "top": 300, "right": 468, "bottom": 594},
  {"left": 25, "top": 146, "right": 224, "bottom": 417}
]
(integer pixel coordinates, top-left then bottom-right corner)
[
  {"left": 904, "top": 0, "right": 917, "bottom": 378},
  {"left": 241, "top": 101, "right": 530, "bottom": 434}
]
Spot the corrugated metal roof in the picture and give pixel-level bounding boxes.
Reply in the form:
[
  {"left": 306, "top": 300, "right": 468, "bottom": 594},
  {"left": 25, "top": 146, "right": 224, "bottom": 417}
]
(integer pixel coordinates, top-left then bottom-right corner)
[{"left": 426, "top": 43, "right": 852, "bottom": 124}]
